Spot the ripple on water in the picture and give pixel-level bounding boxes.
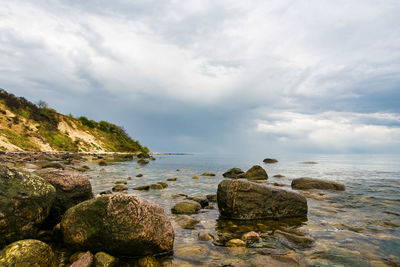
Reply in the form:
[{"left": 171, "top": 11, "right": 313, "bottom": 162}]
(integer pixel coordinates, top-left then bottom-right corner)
[{"left": 84, "top": 154, "right": 400, "bottom": 266}]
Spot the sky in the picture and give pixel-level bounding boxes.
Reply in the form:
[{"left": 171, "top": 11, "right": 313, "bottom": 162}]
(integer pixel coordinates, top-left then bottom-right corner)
[{"left": 1, "top": 0, "right": 400, "bottom": 154}]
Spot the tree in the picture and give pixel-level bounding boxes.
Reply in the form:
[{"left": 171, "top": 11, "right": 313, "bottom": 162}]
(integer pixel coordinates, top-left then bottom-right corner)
[{"left": 37, "top": 100, "right": 48, "bottom": 109}]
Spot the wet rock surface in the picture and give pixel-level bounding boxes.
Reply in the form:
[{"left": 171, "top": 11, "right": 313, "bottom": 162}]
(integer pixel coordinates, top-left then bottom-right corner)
[
  {"left": 240, "top": 165, "right": 268, "bottom": 180},
  {"left": 291, "top": 177, "right": 345, "bottom": 191},
  {"left": 34, "top": 169, "right": 93, "bottom": 227},
  {"left": 0, "top": 165, "right": 56, "bottom": 247},
  {"left": 217, "top": 179, "right": 308, "bottom": 219},
  {"left": 61, "top": 194, "right": 174, "bottom": 256},
  {"left": 0, "top": 239, "right": 58, "bottom": 266},
  {"left": 171, "top": 200, "right": 202, "bottom": 214}
]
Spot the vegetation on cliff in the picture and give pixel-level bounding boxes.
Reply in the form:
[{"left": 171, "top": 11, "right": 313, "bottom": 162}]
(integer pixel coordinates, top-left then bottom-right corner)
[{"left": 0, "top": 89, "right": 149, "bottom": 153}]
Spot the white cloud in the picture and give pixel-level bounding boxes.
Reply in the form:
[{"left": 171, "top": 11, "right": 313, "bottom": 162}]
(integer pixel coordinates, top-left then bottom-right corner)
[{"left": 256, "top": 112, "right": 400, "bottom": 152}]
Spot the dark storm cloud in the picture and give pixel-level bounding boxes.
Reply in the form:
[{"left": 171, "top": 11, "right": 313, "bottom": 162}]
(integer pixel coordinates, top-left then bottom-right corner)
[{"left": 1, "top": 0, "right": 400, "bottom": 153}]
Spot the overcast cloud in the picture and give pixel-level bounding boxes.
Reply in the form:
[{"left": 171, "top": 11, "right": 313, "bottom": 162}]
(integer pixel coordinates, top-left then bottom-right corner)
[{"left": 1, "top": 0, "right": 400, "bottom": 154}]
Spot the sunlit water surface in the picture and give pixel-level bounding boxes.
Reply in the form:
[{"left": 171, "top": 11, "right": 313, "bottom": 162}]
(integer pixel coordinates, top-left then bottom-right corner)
[{"left": 87, "top": 154, "right": 400, "bottom": 266}]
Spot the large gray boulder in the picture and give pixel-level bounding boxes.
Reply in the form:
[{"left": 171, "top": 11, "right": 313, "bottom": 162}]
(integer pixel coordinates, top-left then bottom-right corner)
[
  {"left": 291, "top": 177, "right": 345, "bottom": 191},
  {"left": 217, "top": 179, "right": 307, "bottom": 219},
  {"left": 61, "top": 194, "right": 174, "bottom": 257},
  {"left": 0, "top": 166, "right": 56, "bottom": 247},
  {"left": 35, "top": 170, "right": 93, "bottom": 227}
]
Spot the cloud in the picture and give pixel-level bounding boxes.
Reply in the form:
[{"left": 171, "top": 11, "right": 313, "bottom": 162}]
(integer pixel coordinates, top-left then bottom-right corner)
[
  {"left": 1, "top": 0, "right": 400, "bottom": 153},
  {"left": 256, "top": 112, "right": 400, "bottom": 152}
]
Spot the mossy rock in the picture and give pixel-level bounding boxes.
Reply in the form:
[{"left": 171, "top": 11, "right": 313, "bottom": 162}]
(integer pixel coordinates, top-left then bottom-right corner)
[
  {"left": 0, "top": 239, "right": 58, "bottom": 266},
  {"left": 0, "top": 166, "right": 56, "bottom": 247},
  {"left": 240, "top": 165, "right": 268, "bottom": 180},
  {"left": 61, "top": 194, "right": 174, "bottom": 257},
  {"left": 94, "top": 251, "right": 119, "bottom": 267},
  {"left": 222, "top": 168, "right": 244, "bottom": 178},
  {"left": 171, "top": 200, "right": 201, "bottom": 214},
  {"left": 135, "top": 256, "right": 161, "bottom": 267}
]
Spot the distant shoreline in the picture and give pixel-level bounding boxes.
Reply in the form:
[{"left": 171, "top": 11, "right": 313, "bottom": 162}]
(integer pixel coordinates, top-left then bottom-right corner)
[{"left": 152, "top": 152, "right": 190, "bottom": 155}]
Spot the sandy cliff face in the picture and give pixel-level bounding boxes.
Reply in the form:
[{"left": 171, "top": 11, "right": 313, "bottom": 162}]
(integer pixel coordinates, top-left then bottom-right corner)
[{"left": 0, "top": 90, "right": 147, "bottom": 153}]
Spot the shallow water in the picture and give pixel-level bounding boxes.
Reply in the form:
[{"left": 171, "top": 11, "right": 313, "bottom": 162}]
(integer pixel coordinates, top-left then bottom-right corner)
[{"left": 87, "top": 153, "right": 400, "bottom": 266}]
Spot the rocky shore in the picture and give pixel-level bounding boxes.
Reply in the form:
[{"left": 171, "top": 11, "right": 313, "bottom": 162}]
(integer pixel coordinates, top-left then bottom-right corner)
[{"left": 2, "top": 152, "right": 395, "bottom": 267}]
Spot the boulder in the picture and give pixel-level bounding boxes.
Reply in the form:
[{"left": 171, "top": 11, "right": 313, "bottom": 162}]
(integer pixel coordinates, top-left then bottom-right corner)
[
  {"left": 99, "top": 160, "right": 108, "bottom": 166},
  {"left": 133, "top": 185, "right": 150, "bottom": 191},
  {"left": 61, "top": 194, "right": 174, "bottom": 256},
  {"left": 0, "top": 239, "right": 57, "bottom": 266},
  {"left": 217, "top": 179, "right": 307, "bottom": 220},
  {"left": 137, "top": 159, "right": 149, "bottom": 165},
  {"left": 240, "top": 165, "right": 268, "bottom": 180},
  {"left": 42, "top": 162, "right": 65, "bottom": 170},
  {"left": 94, "top": 252, "right": 119, "bottom": 267},
  {"left": 35, "top": 170, "right": 93, "bottom": 227},
  {"left": 186, "top": 195, "right": 209, "bottom": 208},
  {"left": 263, "top": 158, "right": 278, "bottom": 164},
  {"left": 150, "top": 183, "right": 163, "bottom": 190},
  {"left": 0, "top": 166, "right": 56, "bottom": 247},
  {"left": 70, "top": 251, "right": 93, "bottom": 267},
  {"left": 171, "top": 200, "right": 201, "bottom": 214},
  {"left": 112, "top": 184, "right": 128, "bottom": 192},
  {"left": 201, "top": 172, "right": 216, "bottom": 176},
  {"left": 222, "top": 168, "right": 244, "bottom": 178},
  {"left": 206, "top": 194, "right": 217, "bottom": 202},
  {"left": 291, "top": 177, "right": 345, "bottom": 191},
  {"left": 166, "top": 177, "right": 177, "bottom": 181}
]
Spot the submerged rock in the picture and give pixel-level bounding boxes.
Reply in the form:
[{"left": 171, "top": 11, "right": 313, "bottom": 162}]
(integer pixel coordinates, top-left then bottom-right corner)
[
  {"left": 201, "top": 172, "right": 216, "bottom": 176},
  {"left": 222, "top": 168, "right": 244, "bottom": 178},
  {"left": 166, "top": 177, "right": 177, "bottom": 181},
  {"left": 0, "top": 239, "right": 58, "bottom": 266},
  {"left": 61, "top": 194, "right": 174, "bottom": 257},
  {"left": 291, "top": 177, "right": 345, "bottom": 191},
  {"left": 171, "top": 200, "right": 202, "bottom": 214},
  {"left": 242, "top": 231, "right": 261, "bottom": 243},
  {"left": 0, "top": 166, "right": 56, "bottom": 247},
  {"left": 217, "top": 179, "right": 307, "bottom": 220},
  {"left": 136, "top": 256, "right": 161, "bottom": 267},
  {"left": 35, "top": 170, "right": 93, "bottom": 227},
  {"left": 263, "top": 158, "right": 278, "bottom": 164},
  {"left": 273, "top": 230, "right": 314, "bottom": 249},
  {"left": 175, "top": 215, "right": 200, "bottom": 229},
  {"left": 226, "top": 239, "right": 246, "bottom": 247}
]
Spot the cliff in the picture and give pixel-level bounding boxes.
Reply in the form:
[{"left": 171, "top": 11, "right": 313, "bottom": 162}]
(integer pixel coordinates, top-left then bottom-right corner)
[{"left": 0, "top": 89, "right": 148, "bottom": 153}]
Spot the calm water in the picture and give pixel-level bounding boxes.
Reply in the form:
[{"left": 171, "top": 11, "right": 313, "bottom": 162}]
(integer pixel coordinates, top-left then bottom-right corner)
[{"left": 87, "top": 153, "right": 400, "bottom": 266}]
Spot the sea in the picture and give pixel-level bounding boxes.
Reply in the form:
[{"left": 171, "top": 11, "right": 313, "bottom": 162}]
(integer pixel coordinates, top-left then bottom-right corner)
[{"left": 87, "top": 153, "right": 400, "bottom": 266}]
